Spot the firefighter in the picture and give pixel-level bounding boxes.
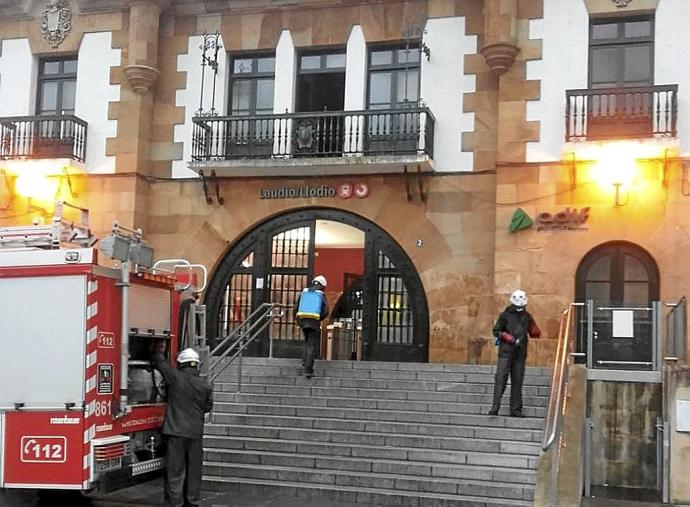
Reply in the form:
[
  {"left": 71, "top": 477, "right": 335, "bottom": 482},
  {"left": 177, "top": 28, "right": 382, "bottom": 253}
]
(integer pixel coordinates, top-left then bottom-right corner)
[
  {"left": 151, "top": 342, "right": 213, "bottom": 507},
  {"left": 294, "top": 275, "right": 329, "bottom": 379},
  {"left": 488, "top": 289, "right": 541, "bottom": 418}
]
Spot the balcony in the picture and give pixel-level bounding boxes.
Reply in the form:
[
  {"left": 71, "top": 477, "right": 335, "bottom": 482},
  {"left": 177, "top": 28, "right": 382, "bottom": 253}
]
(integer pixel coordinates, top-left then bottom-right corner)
[
  {"left": 190, "top": 107, "right": 435, "bottom": 176},
  {"left": 565, "top": 85, "right": 678, "bottom": 142},
  {"left": 0, "top": 115, "right": 87, "bottom": 162}
]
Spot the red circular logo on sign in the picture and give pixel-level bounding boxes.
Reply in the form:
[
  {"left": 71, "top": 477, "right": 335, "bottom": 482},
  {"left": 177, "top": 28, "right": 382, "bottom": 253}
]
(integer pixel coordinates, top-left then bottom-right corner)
[
  {"left": 354, "top": 182, "right": 369, "bottom": 198},
  {"left": 337, "top": 183, "right": 353, "bottom": 199}
]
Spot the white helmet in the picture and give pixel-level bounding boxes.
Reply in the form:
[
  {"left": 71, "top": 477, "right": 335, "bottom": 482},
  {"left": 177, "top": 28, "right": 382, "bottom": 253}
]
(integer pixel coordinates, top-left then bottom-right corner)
[
  {"left": 177, "top": 348, "right": 200, "bottom": 366},
  {"left": 312, "top": 275, "right": 327, "bottom": 288},
  {"left": 509, "top": 289, "right": 528, "bottom": 307}
]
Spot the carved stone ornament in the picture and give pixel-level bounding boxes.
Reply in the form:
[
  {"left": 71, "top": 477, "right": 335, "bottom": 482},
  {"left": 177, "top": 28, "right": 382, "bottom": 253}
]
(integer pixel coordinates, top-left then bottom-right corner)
[
  {"left": 124, "top": 64, "right": 160, "bottom": 94},
  {"left": 40, "top": 0, "right": 72, "bottom": 49},
  {"left": 612, "top": 0, "right": 633, "bottom": 7},
  {"left": 480, "top": 42, "right": 520, "bottom": 76}
]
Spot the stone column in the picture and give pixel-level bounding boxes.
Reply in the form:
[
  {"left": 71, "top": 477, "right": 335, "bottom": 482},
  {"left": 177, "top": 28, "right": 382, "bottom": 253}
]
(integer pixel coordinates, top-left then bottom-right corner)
[
  {"left": 123, "top": 0, "right": 167, "bottom": 93},
  {"left": 116, "top": 0, "right": 168, "bottom": 177},
  {"left": 480, "top": 0, "right": 519, "bottom": 76}
]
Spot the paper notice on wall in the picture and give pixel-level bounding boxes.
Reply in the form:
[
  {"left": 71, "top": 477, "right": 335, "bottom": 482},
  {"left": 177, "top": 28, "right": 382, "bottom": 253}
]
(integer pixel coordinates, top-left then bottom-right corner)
[
  {"left": 612, "top": 310, "right": 634, "bottom": 338},
  {"left": 677, "top": 400, "right": 690, "bottom": 432},
  {"left": 256, "top": 278, "right": 264, "bottom": 289}
]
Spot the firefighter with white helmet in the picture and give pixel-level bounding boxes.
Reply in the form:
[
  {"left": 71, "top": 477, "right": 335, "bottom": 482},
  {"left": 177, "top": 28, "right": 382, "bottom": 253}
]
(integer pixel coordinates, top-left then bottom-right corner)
[
  {"left": 488, "top": 289, "right": 541, "bottom": 417},
  {"left": 151, "top": 342, "right": 213, "bottom": 507},
  {"left": 294, "top": 275, "right": 330, "bottom": 378}
]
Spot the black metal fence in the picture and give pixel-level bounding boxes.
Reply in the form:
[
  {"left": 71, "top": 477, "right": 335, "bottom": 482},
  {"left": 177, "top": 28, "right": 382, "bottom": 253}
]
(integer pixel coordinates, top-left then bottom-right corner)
[
  {"left": 192, "top": 107, "right": 435, "bottom": 161},
  {"left": 0, "top": 115, "right": 88, "bottom": 162},
  {"left": 565, "top": 85, "right": 678, "bottom": 141}
]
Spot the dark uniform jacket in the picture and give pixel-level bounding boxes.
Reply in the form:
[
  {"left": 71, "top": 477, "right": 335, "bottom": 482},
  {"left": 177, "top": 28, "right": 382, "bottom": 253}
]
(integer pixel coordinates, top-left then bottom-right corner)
[
  {"left": 293, "top": 288, "right": 329, "bottom": 331},
  {"left": 151, "top": 352, "right": 214, "bottom": 440},
  {"left": 493, "top": 305, "right": 540, "bottom": 347}
]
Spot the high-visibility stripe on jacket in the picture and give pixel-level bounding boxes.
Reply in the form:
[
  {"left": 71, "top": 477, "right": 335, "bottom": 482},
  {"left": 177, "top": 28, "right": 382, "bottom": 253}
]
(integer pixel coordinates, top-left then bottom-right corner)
[{"left": 296, "top": 288, "right": 324, "bottom": 320}]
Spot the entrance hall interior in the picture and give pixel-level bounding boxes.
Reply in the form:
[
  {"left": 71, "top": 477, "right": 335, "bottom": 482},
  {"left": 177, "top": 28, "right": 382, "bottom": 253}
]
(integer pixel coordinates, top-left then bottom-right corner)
[{"left": 313, "top": 220, "right": 365, "bottom": 360}]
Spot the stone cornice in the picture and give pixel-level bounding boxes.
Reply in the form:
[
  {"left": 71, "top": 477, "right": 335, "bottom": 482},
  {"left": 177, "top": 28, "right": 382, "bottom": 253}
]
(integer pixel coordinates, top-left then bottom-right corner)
[
  {"left": 0, "top": 0, "right": 39, "bottom": 20},
  {"left": 0, "top": 0, "right": 421, "bottom": 19}
]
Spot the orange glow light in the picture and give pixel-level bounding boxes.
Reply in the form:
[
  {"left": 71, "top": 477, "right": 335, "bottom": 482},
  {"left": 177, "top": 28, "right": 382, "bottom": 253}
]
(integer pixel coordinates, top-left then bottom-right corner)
[
  {"left": 570, "top": 141, "right": 672, "bottom": 189},
  {"left": 14, "top": 172, "right": 58, "bottom": 201}
]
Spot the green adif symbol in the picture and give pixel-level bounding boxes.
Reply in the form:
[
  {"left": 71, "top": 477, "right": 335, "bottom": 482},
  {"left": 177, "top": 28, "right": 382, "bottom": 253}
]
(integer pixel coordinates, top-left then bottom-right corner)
[{"left": 509, "top": 208, "right": 533, "bottom": 233}]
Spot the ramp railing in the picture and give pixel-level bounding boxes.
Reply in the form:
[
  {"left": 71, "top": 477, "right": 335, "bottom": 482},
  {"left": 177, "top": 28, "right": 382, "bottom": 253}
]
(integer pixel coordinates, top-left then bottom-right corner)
[{"left": 540, "top": 302, "right": 583, "bottom": 506}]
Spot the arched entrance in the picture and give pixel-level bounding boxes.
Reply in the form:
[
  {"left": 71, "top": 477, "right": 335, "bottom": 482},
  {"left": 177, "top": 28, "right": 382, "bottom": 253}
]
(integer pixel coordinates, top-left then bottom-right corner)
[
  {"left": 575, "top": 241, "right": 660, "bottom": 369},
  {"left": 576, "top": 243, "right": 664, "bottom": 502},
  {"left": 205, "top": 208, "right": 429, "bottom": 362}
]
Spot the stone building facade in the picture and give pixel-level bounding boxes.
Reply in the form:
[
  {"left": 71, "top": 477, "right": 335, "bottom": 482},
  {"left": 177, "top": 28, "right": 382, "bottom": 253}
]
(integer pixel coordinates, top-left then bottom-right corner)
[
  {"left": 0, "top": 0, "right": 688, "bottom": 368},
  {"left": 4, "top": 0, "right": 690, "bottom": 501}
]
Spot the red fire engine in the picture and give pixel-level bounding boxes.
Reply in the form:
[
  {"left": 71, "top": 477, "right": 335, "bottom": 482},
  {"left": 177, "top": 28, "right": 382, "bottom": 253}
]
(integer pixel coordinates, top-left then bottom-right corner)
[{"left": 0, "top": 202, "right": 206, "bottom": 492}]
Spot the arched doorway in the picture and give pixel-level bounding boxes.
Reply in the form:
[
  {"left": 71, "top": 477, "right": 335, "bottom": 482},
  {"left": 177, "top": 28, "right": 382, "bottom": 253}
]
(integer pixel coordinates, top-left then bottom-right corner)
[
  {"left": 204, "top": 208, "right": 429, "bottom": 362},
  {"left": 575, "top": 241, "right": 660, "bottom": 369}
]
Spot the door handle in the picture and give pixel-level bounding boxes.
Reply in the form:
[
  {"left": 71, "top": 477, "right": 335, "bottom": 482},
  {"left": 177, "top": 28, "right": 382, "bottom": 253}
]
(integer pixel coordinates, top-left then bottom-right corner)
[{"left": 593, "top": 331, "right": 599, "bottom": 340}]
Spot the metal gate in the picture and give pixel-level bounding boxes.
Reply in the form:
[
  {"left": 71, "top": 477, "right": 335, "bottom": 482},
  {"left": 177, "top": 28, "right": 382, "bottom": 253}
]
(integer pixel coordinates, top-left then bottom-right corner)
[
  {"left": 578, "top": 299, "right": 662, "bottom": 372},
  {"left": 205, "top": 208, "right": 429, "bottom": 362},
  {"left": 579, "top": 299, "right": 664, "bottom": 502}
]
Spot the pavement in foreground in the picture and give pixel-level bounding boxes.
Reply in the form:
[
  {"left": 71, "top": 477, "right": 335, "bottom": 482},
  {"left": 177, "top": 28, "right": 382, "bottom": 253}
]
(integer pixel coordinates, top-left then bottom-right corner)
[{"left": 1, "top": 478, "right": 371, "bottom": 507}]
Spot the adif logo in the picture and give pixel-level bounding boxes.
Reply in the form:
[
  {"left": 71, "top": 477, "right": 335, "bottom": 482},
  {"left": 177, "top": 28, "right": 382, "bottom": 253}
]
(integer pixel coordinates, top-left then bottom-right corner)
[
  {"left": 509, "top": 207, "right": 590, "bottom": 233},
  {"left": 509, "top": 208, "right": 533, "bottom": 233}
]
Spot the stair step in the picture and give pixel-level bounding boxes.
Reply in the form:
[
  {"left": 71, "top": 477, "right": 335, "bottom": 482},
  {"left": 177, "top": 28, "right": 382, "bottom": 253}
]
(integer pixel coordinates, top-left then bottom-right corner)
[
  {"left": 216, "top": 382, "right": 549, "bottom": 404},
  {"left": 214, "top": 392, "right": 547, "bottom": 417},
  {"left": 214, "top": 357, "right": 551, "bottom": 377},
  {"left": 208, "top": 413, "right": 543, "bottom": 442},
  {"left": 202, "top": 448, "right": 538, "bottom": 484},
  {"left": 212, "top": 402, "right": 546, "bottom": 429},
  {"left": 204, "top": 435, "right": 540, "bottom": 469},
  {"left": 214, "top": 366, "right": 552, "bottom": 386},
  {"left": 204, "top": 462, "right": 534, "bottom": 501},
  {"left": 203, "top": 475, "right": 533, "bottom": 507},
  {"left": 205, "top": 423, "right": 541, "bottom": 455},
  {"left": 216, "top": 374, "right": 552, "bottom": 393}
]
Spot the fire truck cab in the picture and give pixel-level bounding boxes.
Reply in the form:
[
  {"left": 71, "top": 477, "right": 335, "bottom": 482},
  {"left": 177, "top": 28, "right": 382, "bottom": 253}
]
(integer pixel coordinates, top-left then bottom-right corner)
[{"left": 0, "top": 203, "right": 206, "bottom": 492}]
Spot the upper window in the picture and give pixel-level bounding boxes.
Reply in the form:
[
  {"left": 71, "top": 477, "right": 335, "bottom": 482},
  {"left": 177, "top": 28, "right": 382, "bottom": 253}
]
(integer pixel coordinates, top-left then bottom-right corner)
[
  {"left": 36, "top": 57, "right": 77, "bottom": 115},
  {"left": 229, "top": 54, "right": 275, "bottom": 116},
  {"left": 589, "top": 16, "right": 654, "bottom": 89},
  {"left": 367, "top": 44, "right": 420, "bottom": 110},
  {"left": 298, "top": 52, "right": 346, "bottom": 73}
]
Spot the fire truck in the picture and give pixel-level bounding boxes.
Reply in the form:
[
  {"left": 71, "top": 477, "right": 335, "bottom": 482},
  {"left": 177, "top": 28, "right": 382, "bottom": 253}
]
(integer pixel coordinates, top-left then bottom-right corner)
[{"left": 0, "top": 202, "right": 207, "bottom": 493}]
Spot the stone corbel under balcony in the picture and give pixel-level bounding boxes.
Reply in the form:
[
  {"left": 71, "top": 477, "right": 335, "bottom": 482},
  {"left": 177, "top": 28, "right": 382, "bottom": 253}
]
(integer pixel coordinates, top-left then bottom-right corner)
[
  {"left": 124, "top": 64, "right": 160, "bottom": 94},
  {"left": 480, "top": 42, "right": 520, "bottom": 76}
]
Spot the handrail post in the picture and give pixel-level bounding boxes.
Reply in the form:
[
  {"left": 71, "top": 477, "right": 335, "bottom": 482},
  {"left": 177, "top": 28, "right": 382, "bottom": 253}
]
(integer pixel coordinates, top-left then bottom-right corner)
[{"left": 237, "top": 332, "right": 244, "bottom": 393}]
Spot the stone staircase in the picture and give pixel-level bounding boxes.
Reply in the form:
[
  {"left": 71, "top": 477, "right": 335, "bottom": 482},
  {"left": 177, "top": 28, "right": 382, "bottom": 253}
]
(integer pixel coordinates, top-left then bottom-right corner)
[{"left": 203, "top": 358, "right": 551, "bottom": 506}]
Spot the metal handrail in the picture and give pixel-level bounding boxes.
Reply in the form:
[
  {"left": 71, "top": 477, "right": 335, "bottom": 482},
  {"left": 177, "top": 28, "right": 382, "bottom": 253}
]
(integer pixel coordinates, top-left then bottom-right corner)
[
  {"left": 542, "top": 303, "right": 582, "bottom": 452},
  {"left": 207, "top": 302, "right": 288, "bottom": 387},
  {"left": 540, "top": 302, "right": 583, "bottom": 507}
]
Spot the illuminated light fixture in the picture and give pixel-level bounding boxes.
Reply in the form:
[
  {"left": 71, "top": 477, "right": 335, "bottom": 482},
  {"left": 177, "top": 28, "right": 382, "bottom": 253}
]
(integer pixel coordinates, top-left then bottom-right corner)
[
  {"left": 14, "top": 171, "right": 59, "bottom": 201},
  {"left": 568, "top": 141, "right": 675, "bottom": 206},
  {"left": 6, "top": 161, "right": 82, "bottom": 203}
]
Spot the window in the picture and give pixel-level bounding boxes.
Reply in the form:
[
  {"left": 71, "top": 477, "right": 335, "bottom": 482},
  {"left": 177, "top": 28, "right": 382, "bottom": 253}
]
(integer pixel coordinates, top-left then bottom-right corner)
[
  {"left": 296, "top": 49, "right": 346, "bottom": 113},
  {"left": 367, "top": 44, "right": 420, "bottom": 110},
  {"left": 229, "top": 54, "right": 275, "bottom": 116},
  {"left": 589, "top": 16, "right": 653, "bottom": 88},
  {"left": 227, "top": 54, "right": 276, "bottom": 157},
  {"left": 298, "top": 52, "right": 346, "bottom": 73},
  {"left": 37, "top": 57, "right": 78, "bottom": 115}
]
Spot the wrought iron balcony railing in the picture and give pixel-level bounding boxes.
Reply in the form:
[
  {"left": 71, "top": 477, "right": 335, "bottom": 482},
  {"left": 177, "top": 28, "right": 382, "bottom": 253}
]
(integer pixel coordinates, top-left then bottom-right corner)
[
  {"left": 565, "top": 85, "right": 678, "bottom": 141},
  {"left": 0, "top": 115, "right": 88, "bottom": 162},
  {"left": 191, "top": 107, "right": 435, "bottom": 161}
]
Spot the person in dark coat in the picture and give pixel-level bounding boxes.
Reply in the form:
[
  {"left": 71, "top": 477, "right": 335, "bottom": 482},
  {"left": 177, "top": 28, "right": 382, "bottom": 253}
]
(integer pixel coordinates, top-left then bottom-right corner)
[
  {"left": 152, "top": 342, "right": 214, "bottom": 507},
  {"left": 294, "top": 275, "right": 329, "bottom": 378},
  {"left": 488, "top": 289, "right": 541, "bottom": 418}
]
